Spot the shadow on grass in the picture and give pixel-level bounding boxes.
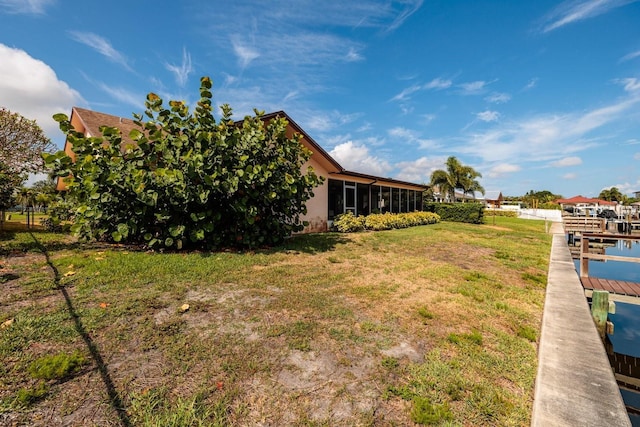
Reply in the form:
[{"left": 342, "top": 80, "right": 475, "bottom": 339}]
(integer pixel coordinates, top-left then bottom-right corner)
[
  {"left": 278, "top": 232, "right": 350, "bottom": 254},
  {"left": 0, "top": 230, "right": 81, "bottom": 257},
  {"left": 28, "top": 232, "right": 132, "bottom": 427}
]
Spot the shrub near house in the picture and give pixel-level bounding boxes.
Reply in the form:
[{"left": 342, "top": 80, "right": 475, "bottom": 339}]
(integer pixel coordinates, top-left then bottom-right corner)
[
  {"left": 333, "top": 211, "right": 440, "bottom": 232},
  {"left": 44, "top": 77, "right": 323, "bottom": 250}
]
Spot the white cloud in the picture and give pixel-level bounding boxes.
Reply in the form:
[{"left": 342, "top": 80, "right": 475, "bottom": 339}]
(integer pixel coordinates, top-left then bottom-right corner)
[
  {"left": 455, "top": 95, "right": 640, "bottom": 164},
  {"left": 282, "top": 91, "right": 299, "bottom": 103},
  {"left": 458, "top": 80, "right": 490, "bottom": 95},
  {"left": 634, "top": 152, "right": 640, "bottom": 160},
  {"left": 400, "top": 105, "right": 414, "bottom": 115},
  {"left": 385, "top": 0, "right": 424, "bottom": 32},
  {"left": 540, "top": 0, "right": 638, "bottom": 33},
  {"left": 165, "top": 47, "right": 193, "bottom": 87},
  {"left": 394, "top": 156, "right": 442, "bottom": 183},
  {"left": 68, "top": 31, "right": 131, "bottom": 71},
  {"left": 476, "top": 110, "right": 500, "bottom": 122},
  {"left": 616, "top": 78, "right": 640, "bottom": 92},
  {"left": 621, "top": 50, "right": 640, "bottom": 62},
  {"left": 199, "top": 1, "right": 420, "bottom": 104},
  {"left": 424, "top": 77, "right": 452, "bottom": 90},
  {"left": 94, "top": 81, "right": 142, "bottom": 109},
  {"left": 357, "top": 122, "right": 372, "bottom": 132},
  {"left": 0, "top": 44, "right": 83, "bottom": 145},
  {"left": 422, "top": 114, "right": 436, "bottom": 124},
  {"left": 329, "top": 141, "right": 393, "bottom": 176},
  {"left": 390, "top": 77, "right": 451, "bottom": 102},
  {"left": 523, "top": 78, "right": 538, "bottom": 91},
  {"left": 417, "top": 139, "right": 439, "bottom": 150},
  {"left": 390, "top": 84, "right": 422, "bottom": 102},
  {"left": 487, "top": 163, "right": 521, "bottom": 178},
  {"left": 388, "top": 127, "right": 417, "bottom": 140},
  {"left": 563, "top": 173, "right": 577, "bottom": 179},
  {"left": 231, "top": 38, "right": 260, "bottom": 70},
  {"left": 387, "top": 126, "right": 440, "bottom": 150},
  {"left": 0, "top": 0, "right": 54, "bottom": 14},
  {"left": 550, "top": 156, "right": 582, "bottom": 167},
  {"left": 485, "top": 92, "right": 511, "bottom": 103},
  {"left": 301, "top": 110, "right": 362, "bottom": 132},
  {"left": 346, "top": 47, "right": 364, "bottom": 62}
]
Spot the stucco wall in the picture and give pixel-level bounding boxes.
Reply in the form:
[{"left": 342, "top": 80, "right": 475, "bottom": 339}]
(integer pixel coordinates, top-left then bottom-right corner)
[{"left": 300, "top": 156, "right": 329, "bottom": 233}]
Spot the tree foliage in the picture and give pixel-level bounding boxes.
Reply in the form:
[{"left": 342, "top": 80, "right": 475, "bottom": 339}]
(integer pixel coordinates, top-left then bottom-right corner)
[
  {"left": 598, "top": 187, "right": 626, "bottom": 203},
  {"left": 430, "top": 156, "right": 484, "bottom": 202},
  {"left": 0, "top": 108, "right": 54, "bottom": 176},
  {"left": 44, "top": 77, "right": 323, "bottom": 250},
  {"left": 520, "top": 189, "right": 562, "bottom": 208},
  {"left": 0, "top": 162, "right": 18, "bottom": 211}
]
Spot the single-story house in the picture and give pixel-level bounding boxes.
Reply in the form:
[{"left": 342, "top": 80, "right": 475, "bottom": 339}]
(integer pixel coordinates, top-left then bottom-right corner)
[
  {"left": 57, "top": 107, "right": 427, "bottom": 233},
  {"left": 482, "top": 191, "right": 503, "bottom": 208},
  {"left": 555, "top": 195, "right": 617, "bottom": 216}
]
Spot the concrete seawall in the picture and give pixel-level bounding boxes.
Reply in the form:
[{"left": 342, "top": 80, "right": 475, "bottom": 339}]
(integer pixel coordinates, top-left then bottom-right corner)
[{"left": 531, "top": 223, "right": 630, "bottom": 426}]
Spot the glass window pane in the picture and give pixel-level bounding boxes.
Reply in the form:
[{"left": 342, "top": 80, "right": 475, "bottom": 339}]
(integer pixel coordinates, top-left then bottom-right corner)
[
  {"left": 381, "top": 187, "right": 390, "bottom": 213},
  {"left": 371, "top": 185, "right": 381, "bottom": 214},
  {"left": 401, "top": 189, "right": 408, "bottom": 213},
  {"left": 345, "top": 187, "right": 355, "bottom": 209},
  {"left": 357, "top": 183, "right": 369, "bottom": 215},
  {"left": 391, "top": 188, "right": 399, "bottom": 213},
  {"left": 328, "top": 179, "right": 343, "bottom": 220}
]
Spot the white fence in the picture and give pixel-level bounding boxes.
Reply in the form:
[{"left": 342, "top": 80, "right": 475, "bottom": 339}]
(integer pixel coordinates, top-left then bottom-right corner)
[
  {"left": 517, "top": 209, "right": 563, "bottom": 222},
  {"left": 487, "top": 207, "right": 562, "bottom": 222}
]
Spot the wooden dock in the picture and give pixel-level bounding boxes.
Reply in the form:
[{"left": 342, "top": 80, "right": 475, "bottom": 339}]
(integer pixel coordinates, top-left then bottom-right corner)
[
  {"left": 563, "top": 216, "right": 606, "bottom": 234},
  {"left": 574, "top": 233, "right": 640, "bottom": 301},
  {"left": 581, "top": 277, "right": 640, "bottom": 298}
]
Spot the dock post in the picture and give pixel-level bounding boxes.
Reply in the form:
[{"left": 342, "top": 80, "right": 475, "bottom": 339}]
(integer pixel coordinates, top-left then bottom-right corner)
[
  {"left": 579, "top": 236, "right": 589, "bottom": 277},
  {"left": 591, "top": 290, "right": 609, "bottom": 340}
]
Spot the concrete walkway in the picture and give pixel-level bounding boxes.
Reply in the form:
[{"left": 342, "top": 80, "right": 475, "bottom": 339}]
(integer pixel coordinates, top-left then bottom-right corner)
[{"left": 531, "top": 222, "right": 630, "bottom": 426}]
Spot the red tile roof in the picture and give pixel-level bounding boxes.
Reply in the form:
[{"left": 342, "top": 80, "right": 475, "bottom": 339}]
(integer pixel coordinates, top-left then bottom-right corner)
[{"left": 555, "top": 195, "right": 617, "bottom": 206}]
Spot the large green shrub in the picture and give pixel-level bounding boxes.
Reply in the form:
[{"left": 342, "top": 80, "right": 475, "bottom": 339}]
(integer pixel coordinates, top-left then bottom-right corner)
[
  {"left": 423, "top": 202, "right": 484, "bottom": 224},
  {"left": 44, "top": 77, "right": 323, "bottom": 250}
]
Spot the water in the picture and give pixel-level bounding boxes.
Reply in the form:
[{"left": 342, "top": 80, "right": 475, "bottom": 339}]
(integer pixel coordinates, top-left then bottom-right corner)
[{"left": 573, "top": 238, "right": 640, "bottom": 425}]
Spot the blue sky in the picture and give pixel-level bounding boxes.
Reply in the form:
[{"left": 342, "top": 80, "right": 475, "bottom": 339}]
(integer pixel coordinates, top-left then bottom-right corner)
[{"left": 1, "top": 0, "right": 639, "bottom": 197}]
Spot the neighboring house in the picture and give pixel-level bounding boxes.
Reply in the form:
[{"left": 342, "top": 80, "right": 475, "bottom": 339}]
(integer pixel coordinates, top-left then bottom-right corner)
[
  {"left": 431, "top": 187, "right": 482, "bottom": 203},
  {"left": 555, "top": 195, "right": 617, "bottom": 216},
  {"left": 57, "top": 107, "right": 427, "bottom": 233},
  {"left": 483, "top": 191, "right": 503, "bottom": 208}
]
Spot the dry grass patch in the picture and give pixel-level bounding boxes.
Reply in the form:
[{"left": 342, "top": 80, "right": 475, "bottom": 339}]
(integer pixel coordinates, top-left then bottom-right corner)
[{"left": 0, "top": 217, "right": 550, "bottom": 426}]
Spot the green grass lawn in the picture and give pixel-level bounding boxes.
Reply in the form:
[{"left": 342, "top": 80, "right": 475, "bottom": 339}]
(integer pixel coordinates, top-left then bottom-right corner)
[{"left": 0, "top": 217, "right": 551, "bottom": 426}]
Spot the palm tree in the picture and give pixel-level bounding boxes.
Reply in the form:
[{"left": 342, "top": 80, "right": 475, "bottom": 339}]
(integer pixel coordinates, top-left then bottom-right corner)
[
  {"left": 35, "top": 192, "right": 53, "bottom": 213},
  {"left": 430, "top": 156, "right": 462, "bottom": 202},
  {"left": 16, "top": 187, "right": 34, "bottom": 214},
  {"left": 599, "top": 187, "right": 625, "bottom": 203},
  {"left": 15, "top": 187, "right": 37, "bottom": 228},
  {"left": 430, "top": 156, "right": 484, "bottom": 202},
  {"left": 459, "top": 166, "right": 485, "bottom": 201}
]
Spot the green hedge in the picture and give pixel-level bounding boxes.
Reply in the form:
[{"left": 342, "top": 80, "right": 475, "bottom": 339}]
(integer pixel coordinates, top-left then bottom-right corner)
[
  {"left": 332, "top": 211, "right": 440, "bottom": 233},
  {"left": 484, "top": 209, "right": 518, "bottom": 217},
  {"left": 423, "top": 202, "right": 484, "bottom": 224}
]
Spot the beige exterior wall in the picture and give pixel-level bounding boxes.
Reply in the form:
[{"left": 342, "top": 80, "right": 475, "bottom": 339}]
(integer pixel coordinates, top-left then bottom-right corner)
[{"left": 300, "top": 156, "right": 330, "bottom": 233}]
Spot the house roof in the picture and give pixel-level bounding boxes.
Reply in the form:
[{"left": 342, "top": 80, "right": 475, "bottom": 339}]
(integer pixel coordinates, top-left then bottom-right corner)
[
  {"left": 335, "top": 169, "right": 428, "bottom": 190},
  {"left": 260, "top": 111, "right": 343, "bottom": 173},
  {"left": 70, "top": 107, "right": 140, "bottom": 141},
  {"left": 63, "top": 107, "right": 426, "bottom": 189},
  {"left": 555, "top": 195, "right": 616, "bottom": 206},
  {"left": 483, "top": 190, "right": 502, "bottom": 201}
]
